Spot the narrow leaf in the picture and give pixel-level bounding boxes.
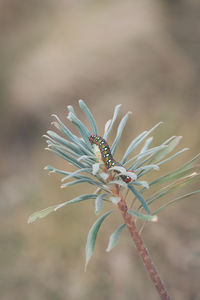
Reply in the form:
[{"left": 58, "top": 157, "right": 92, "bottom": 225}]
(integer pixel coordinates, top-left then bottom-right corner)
[
  {"left": 121, "top": 131, "right": 148, "bottom": 164},
  {"left": 28, "top": 205, "right": 57, "bottom": 224},
  {"left": 127, "top": 145, "right": 167, "bottom": 170},
  {"left": 47, "top": 146, "right": 85, "bottom": 169},
  {"left": 46, "top": 130, "right": 82, "bottom": 155},
  {"left": 150, "top": 153, "right": 200, "bottom": 186},
  {"left": 51, "top": 115, "right": 91, "bottom": 155},
  {"left": 153, "top": 190, "right": 200, "bottom": 214},
  {"left": 140, "top": 137, "right": 153, "bottom": 153},
  {"left": 147, "top": 172, "right": 200, "bottom": 206},
  {"left": 67, "top": 112, "right": 92, "bottom": 149},
  {"left": 104, "top": 120, "right": 112, "bottom": 138},
  {"left": 79, "top": 99, "right": 98, "bottom": 135},
  {"left": 133, "top": 180, "right": 149, "bottom": 189},
  {"left": 95, "top": 193, "right": 108, "bottom": 214},
  {"left": 61, "top": 178, "right": 107, "bottom": 190},
  {"left": 55, "top": 194, "right": 100, "bottom": 211},
  {"left": 103, "top": 104, "right": 121, "bottom": 139},
  {"left": 121, "top": 122, "right": 163, "bottom": 164},
  {"left": 157, "top": 148, "right": 189, "bottom": 166},
  {"left": 106, "top": 224, "right": 126, "bottom": 252},
  {"left": 108, "top": 180, "right": 127, "bottom": 188},
  {"left": 28, "top": 194, "right": 98, "bottom": 223},
  {"left": 111, "top": 112, "right": 131, "bottom": 155},
  {"left": 151, "top": 136, "right": 182, "bottom": 163},
  {"left": 128, "top": 184, "right": 150, "bottom": 213},
  {"left": 85, "top": 211, "right": 113, "bottom": 271},
  {"left": 128, "top": 209, "right": 158, "bottom": 222},
  {"left": 136, "top": 164, "right": 160, "bottom": 172},
  {"left": 61, "top": 168, "right": 92, "bottom": 182}
]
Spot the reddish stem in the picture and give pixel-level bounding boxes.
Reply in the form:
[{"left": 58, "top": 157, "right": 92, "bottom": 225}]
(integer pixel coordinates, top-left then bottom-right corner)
[{"left": 117, "top": 196, "right": 171, "bottom": 300}]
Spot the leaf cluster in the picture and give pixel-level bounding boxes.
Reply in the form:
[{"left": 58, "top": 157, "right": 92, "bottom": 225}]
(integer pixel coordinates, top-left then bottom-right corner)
[{"left": 28, "top": 100, "right": 200, "bottom": 270}]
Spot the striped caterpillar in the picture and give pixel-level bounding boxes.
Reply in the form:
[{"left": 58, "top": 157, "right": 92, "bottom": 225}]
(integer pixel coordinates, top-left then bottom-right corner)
[{"left": 89, "top": 135, "right": 132, "bottom": 183}]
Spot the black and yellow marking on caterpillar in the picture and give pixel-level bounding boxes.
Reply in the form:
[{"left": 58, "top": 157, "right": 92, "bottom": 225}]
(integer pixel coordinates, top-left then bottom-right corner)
[{"left": 89, "top": 135, "right": 132, "bottom": 183}]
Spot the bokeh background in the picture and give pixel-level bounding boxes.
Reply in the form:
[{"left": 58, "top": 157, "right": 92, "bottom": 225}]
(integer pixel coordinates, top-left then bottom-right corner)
[{"left": 1, "top": 1, "right": 200, "bottom": 299}]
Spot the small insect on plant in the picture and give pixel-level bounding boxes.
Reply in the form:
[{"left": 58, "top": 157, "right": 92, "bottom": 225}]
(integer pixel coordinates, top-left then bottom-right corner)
[{"left": 28, "top": 100, "right": 200, "bottom": 300}]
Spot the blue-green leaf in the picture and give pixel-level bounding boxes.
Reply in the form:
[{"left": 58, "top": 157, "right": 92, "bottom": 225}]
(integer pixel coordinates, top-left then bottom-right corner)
[
  {"left": 121, "top": 122, "right": 162, "bottom": 164},
  {"left": 140, "top": 137, "right": 153, "bottom": 153},
  {"left": 103, "top": 104, "right": 121, "bottom": 139},
  {"left": 150, "top": 136, "right": 182, "bottom": 163},
  {"left": 85, "top": 211, "right": 113, "bottom": 271},
  {"left": 111, "top": 112, "right": 131, "bottom": 155},
  {"left": 127, "top": 145, "right": 167, "bottom": 170},
  {"left": 67, "top": 105, "right": 75, "bottom": 114},
  {"left": 47, "top": 146, "right": 85, "bottom": 169},
  {"left": 108, "top": 180, "right": 127, "bottom": 188},
  {"left": 46, "top": 130, "right": 82, "bottom": 155},
  {"left": 79, "top": 99, "right": 98, "bottom": 135},
  {"left": 95, "top": 193, "right": 108, "bottom": 214},
  {"left": 106, "top": 224, "right": 126, "bottom": 252},
  {"left": 55, "top": 194, "right": 99, "bottom": 211},
  {"left": 121, "top": 131, "right": 147, "bottom": 164},
  {"left": 153, "top": 190, "right": 200, "bottom": 214},
  {"left": 157, "top": 148, "right": 189, "bottom": 166},
  {"left": 128, "top": 184, "right": 150, "bottom": 213},
  {"left": 147, "top": 172, "right": 200, "bottom": 206},
  {"left": 67, "top": 112, "right": 92, "bottom": 150},
  {"left": 28, "top": 194, "right": 98, "bottom": 224},
  {"left": 61, "top": 178, "right": 108, "bottom": 190},
  {"left": 51, "top": 114, "right": 80, "bottom": 144},
  {"left": 28, "top": 205, "right": 57, "bottom": 224},
  {"left": 149, "top": 153, "right": 200, "bottom": 186},
  {"left": 128, "top": 209, "right": 158, "bottom": 222},
  {"left": 132, "top": 180, "right": 149, "bottom": 189},
  {"left": 136, "top": 164, "right": 160, "bottom": 172},
  {"left": 61, "top": 168, "right": 92, "bottom": 182}
]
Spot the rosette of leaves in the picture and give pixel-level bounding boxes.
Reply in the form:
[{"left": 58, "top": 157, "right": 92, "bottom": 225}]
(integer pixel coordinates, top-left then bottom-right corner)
[{"left": 28, "top": 100, "right": 200, "bottom": 271}]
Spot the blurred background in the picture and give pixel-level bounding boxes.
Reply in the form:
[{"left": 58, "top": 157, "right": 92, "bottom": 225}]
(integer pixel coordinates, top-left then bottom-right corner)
[{"left": 0, "top": 0, "right": 200, "bottom": 299}]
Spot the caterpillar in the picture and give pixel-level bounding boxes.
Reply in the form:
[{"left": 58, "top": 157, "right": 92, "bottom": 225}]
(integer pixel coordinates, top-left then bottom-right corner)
[{"left": 89, "top": 135, "right": 132, "bottom": 183}]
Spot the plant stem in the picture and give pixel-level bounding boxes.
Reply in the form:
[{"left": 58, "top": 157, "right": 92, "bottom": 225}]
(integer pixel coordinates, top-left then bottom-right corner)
[{"left": 117, "top": 196, "right": 171, "bottom": 300}]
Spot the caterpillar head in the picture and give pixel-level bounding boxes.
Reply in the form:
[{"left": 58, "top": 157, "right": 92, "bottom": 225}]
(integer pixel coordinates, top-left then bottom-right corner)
[{"left": 89, "top": 135, "right": 100, "bottom": 144}]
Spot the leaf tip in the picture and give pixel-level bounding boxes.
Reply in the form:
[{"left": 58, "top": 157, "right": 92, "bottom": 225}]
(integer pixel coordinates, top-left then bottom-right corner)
[{"left": 152, "top": 215, "right": 158, "bottom": 222}]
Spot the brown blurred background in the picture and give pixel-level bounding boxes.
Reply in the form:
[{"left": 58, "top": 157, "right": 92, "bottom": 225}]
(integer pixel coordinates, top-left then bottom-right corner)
[{"left": 0, "top": 1, "right": 200, "bottom": 299}]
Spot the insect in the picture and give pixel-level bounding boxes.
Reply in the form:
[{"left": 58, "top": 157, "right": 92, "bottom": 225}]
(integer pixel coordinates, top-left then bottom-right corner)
[{"left": 89, "top": 135, "right": 133, "bottom": 183}]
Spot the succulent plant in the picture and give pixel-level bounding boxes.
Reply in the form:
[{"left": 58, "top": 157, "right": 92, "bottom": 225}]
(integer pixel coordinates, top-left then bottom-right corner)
[{"left": 28, "top": 100, "right": 200, "bottom": 300}]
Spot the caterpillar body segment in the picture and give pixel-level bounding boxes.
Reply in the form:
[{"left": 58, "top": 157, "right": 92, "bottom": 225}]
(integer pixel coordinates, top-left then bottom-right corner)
[{"left": 89, "top": 135, "right": 133, "bottom": 183}]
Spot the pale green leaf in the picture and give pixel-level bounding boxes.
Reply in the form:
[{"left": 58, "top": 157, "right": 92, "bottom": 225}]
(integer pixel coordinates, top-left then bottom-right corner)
[
  {"left": 61, "top": 168, "right": 92, "bottom": 182},
  {"left": 95, "top": 193, "right": 108, "bottom": 214},
  {"left": 103, "top": 104, "right": 121, "bottom": 139},
  {"left": 121, "top": 122, "right": 163, "bottom": 164},
  {"left": 106, "top": 224, "right": 126, "bottom": 252},
  {"left": 67, "top": 112, "right": 92, "bottom": 149},
  {"left": 28, "top": 194, "right": 99, "bottom": 223},
  {"left": 153, "top": 190, "right": 200, "bottom": 214},
  {"left": 79, "top": 99, "right": 98, "bottom": 135},
  {"left": 151, "top": 136, "right": 182, "bottom": 163},
  {"left": 28, "top": 205, "right": 57, "bottom": 224},
  {"left": 111, "top": 112, "right": 131, "bottom": 155},
  {"left": 147, "top": 172, "right": 200, "bottom": 206},
  {"left": 128, "top": 184, "right": 150, "bottom": 213},
  {"left": 128, "top": 209, "right": 158, "bottom": 222},
  {"left": 85, "top": 211, "right": 113, "bottom": 271}
]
